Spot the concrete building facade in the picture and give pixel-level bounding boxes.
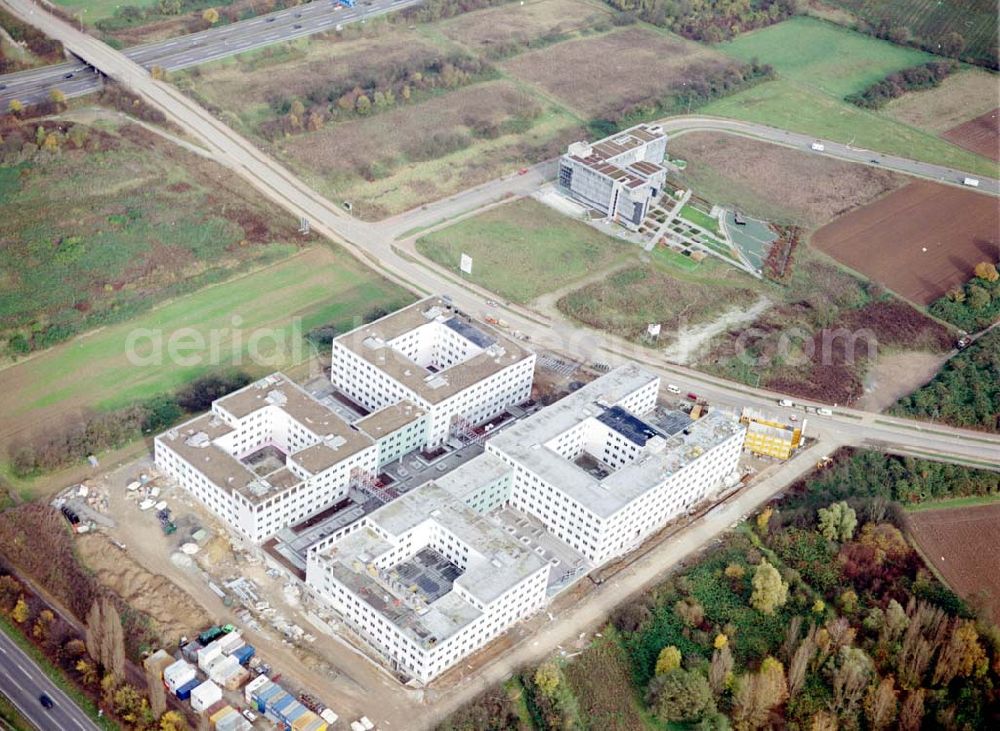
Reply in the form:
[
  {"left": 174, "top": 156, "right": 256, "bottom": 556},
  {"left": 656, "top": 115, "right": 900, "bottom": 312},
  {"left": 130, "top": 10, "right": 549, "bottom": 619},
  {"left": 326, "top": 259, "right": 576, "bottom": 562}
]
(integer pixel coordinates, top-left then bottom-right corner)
[
  {"left": 330, "top": 298, "right": 535, "bottom": 447},
  {"left": 487, "top": 365, "right": 744, "bottom": 565},
  {"left": 558, "top": 124, "right": 668, "bottom": 230}
]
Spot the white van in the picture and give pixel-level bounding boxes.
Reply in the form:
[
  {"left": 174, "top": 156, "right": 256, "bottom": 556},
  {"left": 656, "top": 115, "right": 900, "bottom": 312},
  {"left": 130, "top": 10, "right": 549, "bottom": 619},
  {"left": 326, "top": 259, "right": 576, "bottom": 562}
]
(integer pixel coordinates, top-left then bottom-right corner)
[
  {"left": 778, "top": 399, "right": 794, "bottom": 407},
  {"left": 810, "top": 142, "right": 825, "bottom": 152},
  {"left": 817, "top": 408, "right": 833, "bottom": 416},
  {"left": 963, "top": 177, "right": 980, "bottom": 187},
  {"left": 667, "top": 384, "right": 681, "bottom": 394}
]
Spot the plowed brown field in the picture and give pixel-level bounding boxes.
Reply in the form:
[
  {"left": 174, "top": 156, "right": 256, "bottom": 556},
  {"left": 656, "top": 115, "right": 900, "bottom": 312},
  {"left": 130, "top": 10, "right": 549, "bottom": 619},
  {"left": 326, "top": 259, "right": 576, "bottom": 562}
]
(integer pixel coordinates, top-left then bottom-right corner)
[
  {"left": 941, "top": 108, "right": 1000, "bottom": 162},
  {"left": 811, "top": 181, "right": 999, "bottom": 305},
  {"left": 909, "top": 503, "right": 1000, "bottom": 624}
]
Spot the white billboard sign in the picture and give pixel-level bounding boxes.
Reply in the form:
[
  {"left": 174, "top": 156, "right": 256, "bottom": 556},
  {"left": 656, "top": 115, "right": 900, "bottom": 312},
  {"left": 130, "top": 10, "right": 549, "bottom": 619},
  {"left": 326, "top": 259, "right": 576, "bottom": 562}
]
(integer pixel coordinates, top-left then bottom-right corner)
[{"left": 460, "top": 253, "right": 473, "bottom": 274}]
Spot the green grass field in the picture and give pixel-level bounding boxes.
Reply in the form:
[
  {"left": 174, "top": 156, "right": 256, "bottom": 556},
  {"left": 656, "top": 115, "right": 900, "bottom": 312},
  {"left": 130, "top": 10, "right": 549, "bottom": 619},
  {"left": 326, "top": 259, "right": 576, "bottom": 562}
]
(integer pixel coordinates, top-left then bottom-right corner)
[
  {"left": 415, "top": 198, "right": 634, "bottom": 303},
  {"left": 0, "top": 248, "right": 412, "bottom": 432},
  {"left": 701, "top": 79, "right": 999, "bottom": 177},
  {"left": 50, "top": 0, "right": 159, "bottom": 23},
  {"left": 679, "top": 204, "right": 720, "bottom": 234},
  {"left": 719, "top": 17, "right": 934, "bottom": 99}
]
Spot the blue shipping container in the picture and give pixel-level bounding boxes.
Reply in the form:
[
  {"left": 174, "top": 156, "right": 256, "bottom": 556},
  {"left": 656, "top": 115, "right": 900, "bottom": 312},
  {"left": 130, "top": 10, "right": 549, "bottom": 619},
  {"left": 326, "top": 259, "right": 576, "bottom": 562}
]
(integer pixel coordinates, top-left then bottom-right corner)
[
  {"left": 271, "top": 694, "right": 295, "bottom": 717},
  {"left": 175, "top": 679, "right": 199, "bottom": 701},
  {"left": 232, "top": 644, "right": 255, "bottom": 665},
  {"left": 281, "top": 703, "right": 307, "bottom": 725},
  {"left": 257, "top": 685, "right": 284, "bottom": 714}
]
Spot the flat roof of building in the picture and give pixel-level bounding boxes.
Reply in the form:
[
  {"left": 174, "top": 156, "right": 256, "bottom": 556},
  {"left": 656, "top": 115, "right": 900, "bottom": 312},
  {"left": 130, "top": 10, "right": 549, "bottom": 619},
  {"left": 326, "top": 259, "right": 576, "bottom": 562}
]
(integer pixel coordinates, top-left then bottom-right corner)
[
  {"left": 159, "top": 374, "right": 374, "bottom": 504},
  {"left": 314, "top": 481, "right": 546, "bottom": 647},
  {"left": 333, "top": 298, "right": 533, "bottom": 405},
  {"left": 488, "top": 365, "right": 745, "bottom": 518},
  {"left": 355, "top": 400, "right": 425, "bottom": 441},
  {"left": 564, "top": 123, "right": 667, "bottom": 188}
]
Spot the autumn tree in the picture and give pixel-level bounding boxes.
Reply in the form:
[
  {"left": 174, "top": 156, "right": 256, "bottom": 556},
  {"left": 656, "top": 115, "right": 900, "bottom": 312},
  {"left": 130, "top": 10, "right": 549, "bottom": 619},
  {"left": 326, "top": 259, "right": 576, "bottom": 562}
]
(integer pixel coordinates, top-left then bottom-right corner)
[
  {"left": 33, "top": 608, "right": 55, "bottom": 639},
  {"left": 898, "top": 688, "right": 925, "bottom": 731},
  {"left": 49, "top": 88, "right": 66, "bottom": 108},
  {"left": 11, "top": 596, "right": 29, "bottom": 624},
  {"left": 830, "top": 646, "right": 872, "bottom": 717},
  {"left": 147, "top": 660, "right": 167, "bottom": 717},
  {"left": 656, "top": 645, "right": 682, "bottom": 675},
  {"left": 8, "top": 99, "right": 23, "bottom": 115},
  {"left": 76, "top": 659, "right": 99, "bottom": 686},
  {"left": 810, "top": 711, "right": 838, "bottom": 731},
  {"left": 932, "top": 618, "right": 987, "bottom": 685},
  {"left": 755, "top": 506, "right": 773, "bottom": 535},
  {"left": 160, "top": 710, "right": 188, "bottom": 731},
  {"left": 708, "top": 646, "right": 733, "bottom": 697},
  {"left": 731, "top": 658, "right": 787, "bottom": 731},
  {"left": 646, "top": 668, "right": 714, "bottom": 724},
  {"left": 202, "top": 7, "right": 219, "bottom": 23},
  {"left": 864, "top": 675, "right": 898, "bottom": 731},
  {"left": 674, "top": 597, "right": 705, "bottom": 627},
  {"left": 750, "top": 560, "right": 788, "bottom": 615},
  {"left": 817, "top": 501, "right": 857, "bottom": 541},
  {"left": 85, "top": 597, "right": 125, "bottom": 681},
  {"left": 0, "top": 576, "right": 21, "bottom": 612},
  {"left": 113, "top": 684, "right": 151, "bottom": 726},
  {"left": 788, "top": 626, "right": 818, "bottom": 699},
  {"left": 533, "top": 661, "right": 560, "bottom": 697},
  {"left": 973, "top": 261, "right": 999, "bottom": 282}
]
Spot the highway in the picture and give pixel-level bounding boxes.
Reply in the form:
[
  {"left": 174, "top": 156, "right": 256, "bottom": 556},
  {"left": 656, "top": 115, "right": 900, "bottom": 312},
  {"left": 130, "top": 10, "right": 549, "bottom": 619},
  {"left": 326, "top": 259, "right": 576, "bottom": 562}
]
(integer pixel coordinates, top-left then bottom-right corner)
[
  {"left": 0, "top": 0, "right": 422, "bottom": 107},
  {"left": 0, "top": 629, "right": 100, "bottom": 731}
]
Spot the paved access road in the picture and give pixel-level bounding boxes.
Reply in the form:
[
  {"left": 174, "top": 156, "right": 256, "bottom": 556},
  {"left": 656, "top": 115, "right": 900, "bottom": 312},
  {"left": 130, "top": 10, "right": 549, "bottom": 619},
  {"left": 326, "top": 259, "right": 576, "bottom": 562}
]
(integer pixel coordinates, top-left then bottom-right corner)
[
  {"left": 0, "top": 0, "right": 422, "bottom": 107},
  {"left": 0, "top": 629, "right": 101, "bottom": 731}
]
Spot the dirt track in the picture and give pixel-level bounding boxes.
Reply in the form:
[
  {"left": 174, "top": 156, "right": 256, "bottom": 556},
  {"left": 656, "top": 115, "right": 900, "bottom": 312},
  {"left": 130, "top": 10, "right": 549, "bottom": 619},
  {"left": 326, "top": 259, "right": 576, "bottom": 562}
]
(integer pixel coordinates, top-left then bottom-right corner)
[
  {"left": 811, "top": 180, "right": 1000, "bottom": 305},
  {"left": 909, "top": 503, "right": 1000, "bottom": 624}
]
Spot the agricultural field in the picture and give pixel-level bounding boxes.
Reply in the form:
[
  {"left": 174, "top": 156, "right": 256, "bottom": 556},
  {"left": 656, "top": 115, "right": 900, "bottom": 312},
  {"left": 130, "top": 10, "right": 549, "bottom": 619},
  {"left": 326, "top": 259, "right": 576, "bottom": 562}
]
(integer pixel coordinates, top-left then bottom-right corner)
[
  {"left": 701, "top": 79, "right": 999, "bottom": 177},
  {"left": 279, "top": 80, "right": 580, "bottom": 218},
  {"left": 415, "top": 197, "right": 634, "bottom": 304},
  {"left": 668, "top": 131, "right": 907, "bottom": 228},
  {"left": 50, "top": 0, "right": 159, "bottom": 24},
  {"left": 824, "top": 0, "right": 999, "bottom": 68},
  {"left": 909, "top": 503, "right": 1000, "bottom": 624},
  {"left": 501, "top": 25, "right": 735, "bottom": 118},
  {"left": 719, "top": 16, "right": 935, "bottom": 99},
  {"left": 0, "top": 247, "right": 412, "bottom": 456},
  {"left": 440, "top": 0, "right": 611, "bottom": 55},
  {"left": 942, "top": 108, "right": 1000, "bottom": 163},
  {"left": 811, "top": 181, "right": 999, "bottom": 305},
  {"left": 882, "top": 69, "right": 1000, "bottom": 134},
  {"left": 0, "top": 116, "right": 302, "bottom": 359}
]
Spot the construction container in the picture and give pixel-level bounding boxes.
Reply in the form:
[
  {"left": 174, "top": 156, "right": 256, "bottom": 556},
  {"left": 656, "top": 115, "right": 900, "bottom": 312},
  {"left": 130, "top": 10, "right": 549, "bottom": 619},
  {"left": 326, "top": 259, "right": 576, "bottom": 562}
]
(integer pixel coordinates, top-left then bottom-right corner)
[
  {"left": 191, "top": 680, "right": 223, "bottom": 713},
  {"left": 197, "top": 640, "right": 224, "bottom": 671},
  {"left": 255, "top": 683, "right": 284, "bottom": 714},
  {"left": 216, "top": 712, "right": 252, "bottom": 731},
  {"left": 292, "top": 711, "right": 326, "bottom": 731},
  {"left": 174, "top": 678, "right": 199, "bottom": 701},
  {"left": 181, "top": 640, "right": 202, "bottom": 664},
  {"left": 163, "top": 659, "right": 196, "bottom": 693},
  {"left": 217, "top": 631, "right": 244, "bottom": 655},
  {"left": 320, "top": 709, "right": 339, "bottom": 726},
  {"left": 222, "top": 667, "right": 250, "bottom": 691},
  {"left": 210, "top": 706, "right": 237, "bottom": 729},
  {"left": 204, "top": 700, "right": 228, "bottom": 720},
  {"left": 198, "top": 626, "right": 225, "bottom": 645},
  {"left": 264, "top": 690, "right": 292, "bottom": 720},
  {"left": 360, "top": 717, "right": 375, "bottom": 730},
  {"left": 208, "top": 655, "right": 240, "bottom": 685},
  {"left": 231, "top": 644, "right": 255, "bottom": 665},
  {"left": 350, "top": 722, "right": 366, "bottom": 731},
  {"left": 282, "top": 702, "right": 307, "bottom": 726},
  {"left": 244, "top": 674, "right": 269, "bottom": 704}
]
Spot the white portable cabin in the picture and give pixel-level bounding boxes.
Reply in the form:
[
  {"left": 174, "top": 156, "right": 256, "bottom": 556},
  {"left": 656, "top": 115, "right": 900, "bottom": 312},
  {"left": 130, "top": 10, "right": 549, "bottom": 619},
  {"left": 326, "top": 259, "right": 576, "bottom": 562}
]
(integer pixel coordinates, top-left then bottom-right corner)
[
  {"left": 163, "top": 660, "right": 196, "bottom": 693},
  {"left": 190, "top": 680, "right": 223, "bottom": 713}
]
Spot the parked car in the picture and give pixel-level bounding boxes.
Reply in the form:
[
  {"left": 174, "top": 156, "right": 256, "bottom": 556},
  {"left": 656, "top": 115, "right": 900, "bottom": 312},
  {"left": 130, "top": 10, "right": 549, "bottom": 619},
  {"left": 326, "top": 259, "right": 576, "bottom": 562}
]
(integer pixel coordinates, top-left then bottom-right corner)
[
  {"left": 667, "top": 384, "right": 681, "bottom": 394},
  {"left": 686, "top": 393, "right": 698, "bottom": 401}
]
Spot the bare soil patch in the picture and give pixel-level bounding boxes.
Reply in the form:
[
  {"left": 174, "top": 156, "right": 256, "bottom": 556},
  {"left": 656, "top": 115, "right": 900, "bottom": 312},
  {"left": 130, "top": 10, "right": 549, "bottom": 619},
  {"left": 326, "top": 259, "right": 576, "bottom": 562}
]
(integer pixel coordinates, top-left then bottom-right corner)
[
  {"left": 502, "top": 26, "right": 732, "bottom": 117},
  {"left": 441, "top": 0, "right": 609, "bottom": 52},
  {"left": 669, "top": 131, "right": 906, "bottom": 227},
  {"left": 857, "top": 350, "right": 947, "bottom": 412},
  {"left": 811, "top": 180, "right": 1000, "bottom": 305},
  {"left": 909, "top": 504, "right": 1000, "bottom": 624},
  {"left": 75, "top": 533, "right": 210, "bottom": 642},
  {"left": 941, "top": 108, "right": 1000, "bottom": 163}
]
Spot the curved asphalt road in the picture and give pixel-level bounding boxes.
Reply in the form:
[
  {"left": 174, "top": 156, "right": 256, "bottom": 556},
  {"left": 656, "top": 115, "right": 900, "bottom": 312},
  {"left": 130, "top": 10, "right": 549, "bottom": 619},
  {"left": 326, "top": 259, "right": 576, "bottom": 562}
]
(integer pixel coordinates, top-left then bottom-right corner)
[
  {"left": 0, "top": 629, "right": 100, "bottom": 731},
  {"left": 0, "top": 0, "right": 422, "bottom": 107}
]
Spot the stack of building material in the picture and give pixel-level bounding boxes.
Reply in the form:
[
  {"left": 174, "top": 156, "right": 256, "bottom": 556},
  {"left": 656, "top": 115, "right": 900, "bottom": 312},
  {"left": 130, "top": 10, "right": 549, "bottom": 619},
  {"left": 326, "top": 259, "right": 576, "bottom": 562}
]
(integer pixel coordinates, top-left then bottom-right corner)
[{"left": 191, "top": 680, "right": 223, "bottom": 713}]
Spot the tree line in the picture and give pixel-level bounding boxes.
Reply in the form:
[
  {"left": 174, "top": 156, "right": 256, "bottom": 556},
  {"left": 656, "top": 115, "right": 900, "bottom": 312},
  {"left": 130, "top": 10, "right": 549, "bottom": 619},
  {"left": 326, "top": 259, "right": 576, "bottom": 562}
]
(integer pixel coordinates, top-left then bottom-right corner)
[
  {"left": 0, "top": 508, "right": 192, "bottom": 729},
  {"left": 600, "top": 0, "right": 798, "bottom": 43},
  {"left": 930, "top": 262, "right": 1000, "bottom": 333},
  {"left": 589, "top": 59, "right": 775, "bottom": 136},
  {"left": 845, "top": 60, "right": 956, "bottom": 109},
  {"left": 8, "top": 371, "right": 251, "bottom": 477},
  {"left": 259, "top": 52, "right": 498, "bottom": 140},
  {"left": 0, "top": 8, "right": 64, "bottom": 71}
]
